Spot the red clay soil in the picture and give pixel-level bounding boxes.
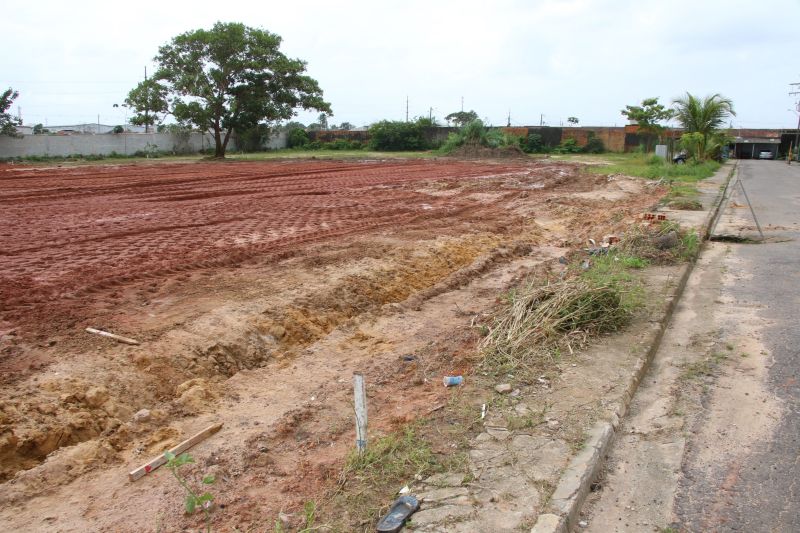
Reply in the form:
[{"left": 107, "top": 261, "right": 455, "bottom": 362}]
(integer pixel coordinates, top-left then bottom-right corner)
[
  {"left": 0, "top": 157, "right": 668, "bottom": 531},
  {"left": 0, "top": 160, "right": 523, "bottom": 332}
]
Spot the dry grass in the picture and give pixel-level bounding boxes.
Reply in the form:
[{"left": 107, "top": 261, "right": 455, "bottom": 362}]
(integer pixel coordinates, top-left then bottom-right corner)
[{"left": 480, "top": 278, "right": 631, "bottom": 374}]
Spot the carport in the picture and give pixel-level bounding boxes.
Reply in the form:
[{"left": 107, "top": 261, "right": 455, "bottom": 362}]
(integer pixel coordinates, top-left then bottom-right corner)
[{"left": 732, "top": 133, "right": 781, "bottom": 159}]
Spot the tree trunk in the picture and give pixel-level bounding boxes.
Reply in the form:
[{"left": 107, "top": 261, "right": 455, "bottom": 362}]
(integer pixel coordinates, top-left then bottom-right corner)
[
  {"left": 222, "top": 127, "right": 234, "bottom": 156},
  {"left": 213, "top": 125, "right": 225, "bottom": 158}
]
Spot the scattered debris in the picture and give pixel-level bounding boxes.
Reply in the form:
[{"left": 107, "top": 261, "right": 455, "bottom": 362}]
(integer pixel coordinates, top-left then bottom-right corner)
[
  {"left": 398, "top": 485, "right": 410, "bottom": 495},
  {"left": 442, "top": 376, "right": 463, "bottom": 387},
  {"left": 376, "top": 495, "right": 420, "bottom": 533},
  {"left": 132, "top": 409, "right": 151, "bottom": 423},
  {"left": 495, "top": 383, "right": 513, "bottom": 394},
  {"left": 129, "top": 422, "right": 223, "bottom": 481},
  {"left": 428, "top": 403, "right": 446, "bottom": 413},
  {"left": 655, "top": 230, "right": 679, "bottom": 250},
  {"left": 85, "top": 327, "right": 140, "bottom": 345}
]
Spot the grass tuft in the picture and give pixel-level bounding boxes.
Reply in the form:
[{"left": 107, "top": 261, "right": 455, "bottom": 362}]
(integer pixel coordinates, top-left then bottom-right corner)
[{"left": 480, "top": 277, "right": 633, "bottom": 375}]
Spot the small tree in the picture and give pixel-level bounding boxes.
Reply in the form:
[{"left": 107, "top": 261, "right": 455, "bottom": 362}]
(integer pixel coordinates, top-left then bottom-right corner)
[
  {"left": 672, "top": 93, "right": 735, "bottom": 160},
  {"left": 621, "top": 97, "right": 674, "bottom": 153},
  {"left": 287, "top": 127, "right": 309, "bottom": 148},
  {"left": 33, "top": 123, "right": 50, "bottom": 135},
  {"left": 1, "top": 88, "right": 21, "bottom": 136},
  {"left": 317, "top": 112, "right": 329, "bottom": 131},
  {"left": 126, "top": 22, "right": 331, "bottom": 158},
  {"left": 445, "top": 110, "right": 478, "bottom": 127},
  {"left": 124, "top": 78, "right": 171, "bottom": 131},
  {"left": 567, "top": 116, "right": 579, "bottom": 126},
  {"left": 337, "top": 121, "right": 354, "bottom": 131}
]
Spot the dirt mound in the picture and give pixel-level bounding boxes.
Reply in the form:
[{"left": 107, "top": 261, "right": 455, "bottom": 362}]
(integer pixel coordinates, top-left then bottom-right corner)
[{"left": 448, "top": 143, "right": 530, "bottom": 159}]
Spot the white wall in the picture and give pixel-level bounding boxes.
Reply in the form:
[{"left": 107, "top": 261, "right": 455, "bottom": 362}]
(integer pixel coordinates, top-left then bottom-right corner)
[{"left": 0, "top": 130, "right": 288, "bottom": 158}]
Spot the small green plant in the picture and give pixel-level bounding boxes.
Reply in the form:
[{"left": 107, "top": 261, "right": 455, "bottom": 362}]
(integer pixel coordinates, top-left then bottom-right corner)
[
  {"left": 164, "top": 451, "right": 216, "bottom": 533},
  {"left": 582, "top": 133, "right": 605, "bottom": 153},
  {"left": 553, "top": 137, "right": 581, "bottom": 154}
]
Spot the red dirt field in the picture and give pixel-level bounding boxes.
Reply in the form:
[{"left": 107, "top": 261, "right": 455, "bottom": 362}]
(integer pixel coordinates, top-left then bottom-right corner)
[
  {"left": 1, "top": 159, "right": 530, "bottom": 346},
  {"left": 0, "top": 157, "right": 665, "bottom": 532}
]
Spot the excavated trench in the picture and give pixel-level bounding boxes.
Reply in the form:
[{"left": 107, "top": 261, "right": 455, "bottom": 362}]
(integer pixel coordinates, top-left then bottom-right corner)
[{"left": 0, "top": 233, "right": 538, "bottom": 486}]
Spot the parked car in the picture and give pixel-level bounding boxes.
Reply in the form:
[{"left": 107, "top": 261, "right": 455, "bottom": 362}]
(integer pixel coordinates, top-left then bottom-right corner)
[{"left": 758, "top": 150, "right": 774, "bottom": 160}]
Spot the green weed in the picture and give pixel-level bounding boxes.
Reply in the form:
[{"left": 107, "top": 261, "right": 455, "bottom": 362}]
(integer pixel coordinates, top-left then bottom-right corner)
[{"left": 164, "top": 451, "right": 216, "bottom": 533}]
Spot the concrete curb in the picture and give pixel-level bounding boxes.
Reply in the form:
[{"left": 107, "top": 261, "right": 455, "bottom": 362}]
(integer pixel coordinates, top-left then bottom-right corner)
[{"left": 530, "top": 162, "right": 738, "bottom": 533}]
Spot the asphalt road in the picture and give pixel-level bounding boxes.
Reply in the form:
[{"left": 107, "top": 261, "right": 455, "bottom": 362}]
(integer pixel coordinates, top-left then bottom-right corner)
[{"left": 677, "top": 160, "right": 800, "bottom": 532}]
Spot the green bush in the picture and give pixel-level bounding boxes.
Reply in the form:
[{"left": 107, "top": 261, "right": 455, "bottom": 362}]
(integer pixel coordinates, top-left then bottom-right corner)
[
  {"left": 287, "top": 127, "right": 309, "bottom": 148},
  {"left": 325, "top": 139, "right": 357, "bottom": 150},
  {"left": 583, "top": 134, "right": 605, "bottom": 154},
  {"left": 554, "top": 138, "right": 581, "bottom": 154},
  {"left": 368, "top": 120, "right": 427, "bottom": 151},
  {"left": 237, "top": 124, "right": 270, "bottom": 152},
  {"left": 522, "top": 133, "right": 545, "bottom": 153}
]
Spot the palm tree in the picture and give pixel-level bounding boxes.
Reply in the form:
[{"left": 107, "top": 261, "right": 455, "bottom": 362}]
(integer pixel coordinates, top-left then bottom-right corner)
[{"left": 672, "top": 93, "right": 735, "bottom": 160}]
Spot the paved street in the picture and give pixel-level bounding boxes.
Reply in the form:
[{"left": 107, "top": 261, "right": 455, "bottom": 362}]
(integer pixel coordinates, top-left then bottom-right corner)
[
  {"left": 677, "top": 160, "right": 800, "bottom": 531},
  {"left": 582, "top": 160, "right": 800, "bottom": 532}
]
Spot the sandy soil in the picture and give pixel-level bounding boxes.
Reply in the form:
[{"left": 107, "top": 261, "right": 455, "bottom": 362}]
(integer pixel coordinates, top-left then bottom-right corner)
[{"left": 0, "top": 157, "right": 664, "bottom": 531}]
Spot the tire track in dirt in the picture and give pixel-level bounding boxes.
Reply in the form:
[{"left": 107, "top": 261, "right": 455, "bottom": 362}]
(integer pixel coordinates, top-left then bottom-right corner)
[{"left": 0, "top": 159, "right": 535, "bottom": 338}]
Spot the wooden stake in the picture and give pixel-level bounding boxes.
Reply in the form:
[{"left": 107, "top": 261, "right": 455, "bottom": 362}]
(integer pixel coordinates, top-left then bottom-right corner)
[
  {"left": 129, "top": 422, "right": 223, "bottom": 481},
  {"left": 353, "top": 373, "right": 368, "bottom": 454},
  {"left": 85, "top": 327, "right": 140, "bottom": 345}
]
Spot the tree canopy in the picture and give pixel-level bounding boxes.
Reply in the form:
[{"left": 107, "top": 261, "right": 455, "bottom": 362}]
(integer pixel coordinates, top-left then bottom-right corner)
[
  {"left": 1, "top": 88, "right": 21, "bottom": 136},
  {"left": 445, "top": 110, "right": 479, "bottom": 127},
  {"left": 126, "top": 22, "right": 331, "bottom": 157},
  {"left": 621, "top": 97, "right": 674, "bottom": 152},
  {"left": 124, "top": 78, "right": 170, "bottom": 131},
  {"left": 672, "top": 93, "right": 735, "bottom": 160}
]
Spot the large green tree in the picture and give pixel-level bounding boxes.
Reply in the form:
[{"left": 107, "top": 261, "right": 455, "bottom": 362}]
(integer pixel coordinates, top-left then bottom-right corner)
[
  {"left": 672, "top": 93, "right": 735, "bottom": 160},
  {"left": 127, "top": 22, "right": 331, "bottom": 157},
  {"left": 621, "top": 97, "right": 674, "bottom": 153},
  {"left": 1, "top": 88, "right": 21, "bottom": 136}
]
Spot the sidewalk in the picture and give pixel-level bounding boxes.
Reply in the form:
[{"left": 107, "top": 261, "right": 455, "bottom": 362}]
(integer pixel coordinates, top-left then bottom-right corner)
[{"left": 401, "top": 163, "right": 735, "bottom": 533}]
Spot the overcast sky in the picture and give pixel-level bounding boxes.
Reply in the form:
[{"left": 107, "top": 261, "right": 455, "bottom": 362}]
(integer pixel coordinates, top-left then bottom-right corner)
[{"left": 3, "top": 0, "right": 799, "bottom": 129}]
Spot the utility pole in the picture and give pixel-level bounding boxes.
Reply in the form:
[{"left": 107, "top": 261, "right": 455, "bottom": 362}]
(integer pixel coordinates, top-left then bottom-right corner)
[
  {"left": 405, "top": 96, "right": 409, "bottom": 122},
  {"left": 144, "top": 66, "right": 149, "bottom": 134},
  {"left": 461, "top": 96, "right": 464, "bottom": 112},
  {"left": 540, "top": 114, "right": 544, "bottom": 127},
  {"left": 429, "top": 107, "right": 433, "bottom": 122},
  {"left": 790, "top": 81, "right": 800, "bottom": 163},
  {"left": 507, "top": 110, "right": 511, "bottom": 127}
]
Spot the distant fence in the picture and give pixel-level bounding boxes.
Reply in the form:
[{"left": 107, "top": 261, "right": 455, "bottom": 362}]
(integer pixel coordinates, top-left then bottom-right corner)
[
  {"left": 0, "top": 132, "right": 226, "bottom": 158},
  {"left": 0, "top": 130, "right": 289, "bottom": 158}
]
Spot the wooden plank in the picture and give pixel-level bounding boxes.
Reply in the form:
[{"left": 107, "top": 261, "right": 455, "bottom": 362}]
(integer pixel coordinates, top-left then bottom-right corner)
[
  {"left": 353, "top": 373, "right": 368, "bottom": 454},
  {"left": 129, "top": 422, "right": 223, "bottom": 482},
  {"left": 85, "top": 327, "right": 140, "bottom": 345}
]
